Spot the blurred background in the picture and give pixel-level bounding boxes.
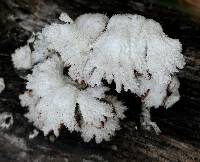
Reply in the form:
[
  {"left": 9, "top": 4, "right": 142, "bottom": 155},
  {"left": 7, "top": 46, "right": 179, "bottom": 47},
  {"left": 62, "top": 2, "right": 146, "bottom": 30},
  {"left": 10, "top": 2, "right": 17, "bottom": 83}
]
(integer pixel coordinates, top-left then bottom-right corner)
[{"left": 160, "top": 0, "right": 200, "bottom": 20}]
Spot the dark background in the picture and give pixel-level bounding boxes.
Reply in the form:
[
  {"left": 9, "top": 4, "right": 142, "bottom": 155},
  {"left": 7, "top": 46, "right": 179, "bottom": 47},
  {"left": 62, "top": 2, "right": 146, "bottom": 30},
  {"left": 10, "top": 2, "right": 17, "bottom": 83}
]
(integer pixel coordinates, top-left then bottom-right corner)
[{"left": 0, "top": 0, "right": 200, "bottom": 161}]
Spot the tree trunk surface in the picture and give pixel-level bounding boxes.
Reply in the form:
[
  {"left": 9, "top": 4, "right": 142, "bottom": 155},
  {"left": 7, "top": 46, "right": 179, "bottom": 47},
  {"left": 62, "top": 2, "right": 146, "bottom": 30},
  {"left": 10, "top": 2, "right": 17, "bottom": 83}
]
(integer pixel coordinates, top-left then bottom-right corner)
[{"left": 0, "top": 0, "right": 200, "bottom": 162}]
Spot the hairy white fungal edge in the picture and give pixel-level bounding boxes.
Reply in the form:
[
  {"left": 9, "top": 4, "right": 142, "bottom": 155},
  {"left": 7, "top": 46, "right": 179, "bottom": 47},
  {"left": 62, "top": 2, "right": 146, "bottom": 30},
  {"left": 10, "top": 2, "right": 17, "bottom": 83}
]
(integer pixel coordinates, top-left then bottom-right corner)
[
  {"left": 19, "top": 55, "right": 126, "bottom": 143},
  {"left": 12, "top": 13, "right": 185, "bottom": 142}
]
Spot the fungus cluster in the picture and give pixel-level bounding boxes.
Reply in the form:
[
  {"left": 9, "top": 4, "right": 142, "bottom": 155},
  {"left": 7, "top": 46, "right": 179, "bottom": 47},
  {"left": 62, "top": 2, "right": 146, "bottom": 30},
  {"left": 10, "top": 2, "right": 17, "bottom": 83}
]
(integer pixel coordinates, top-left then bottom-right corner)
[{"left": 12, "top": 13, "right": 185, "bottom": 143}]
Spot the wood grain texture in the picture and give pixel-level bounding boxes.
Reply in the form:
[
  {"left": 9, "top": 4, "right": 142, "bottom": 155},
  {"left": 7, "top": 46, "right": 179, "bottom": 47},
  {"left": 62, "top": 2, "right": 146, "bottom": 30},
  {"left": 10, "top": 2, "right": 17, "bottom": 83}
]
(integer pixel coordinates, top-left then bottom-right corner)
[{"left": 0, "top": 0, "right": 200, "bottom": 161}]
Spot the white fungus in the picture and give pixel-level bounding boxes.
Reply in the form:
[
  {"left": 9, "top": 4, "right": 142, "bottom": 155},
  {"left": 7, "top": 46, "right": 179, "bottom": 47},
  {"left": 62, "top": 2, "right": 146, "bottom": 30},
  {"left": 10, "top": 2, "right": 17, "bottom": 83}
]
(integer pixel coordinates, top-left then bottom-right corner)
[
  {"left": 12, "top": 13, "right": 185, "bottom": 143},
  {"left": 29, "top": 129, "right": 39, "bottom": 139},
  {"left": 12, "top": 46, "right": 32, "bottom": 70},
  {"left": 59, "top": 12, "right": 73, "bottom": 23}
]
